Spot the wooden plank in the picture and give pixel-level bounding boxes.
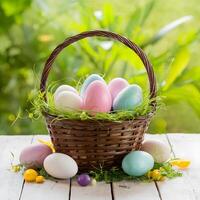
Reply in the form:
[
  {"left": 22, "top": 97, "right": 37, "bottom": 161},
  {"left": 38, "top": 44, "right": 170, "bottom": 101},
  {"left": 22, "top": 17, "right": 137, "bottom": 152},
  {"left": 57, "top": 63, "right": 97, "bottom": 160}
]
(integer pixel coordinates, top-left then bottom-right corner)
[
  {"left": 0, "top": 136, "right": 33, "bottom": 200},
  {"left": 112, "top": 134, "right": 163, "bottom": 200},
  {"left": 71, "top": 180, "right": 112, "bottom": 200},
  {"left": 148, "top": 134, "right": 196, "bottom": 200},
  {"left": 20, "top": 134, "right": 71, "bottom": 200},
  {"left": 113, "top": 134, "right": 198, "bottom": 200},
  {"left": 20, "top": 179, "right": 70, "bottom": 200},
  {"left": 29, "top": 136, "right": 111, "bottom": 200},
  {"left": 167, "top": 134, "right": 200, "bottom": 200},
  {"left": 2, "top": 134, "right": 198, "bottom": 200},
  {"left": 113, "top": 181, "right": 160, "bottom": 200}
]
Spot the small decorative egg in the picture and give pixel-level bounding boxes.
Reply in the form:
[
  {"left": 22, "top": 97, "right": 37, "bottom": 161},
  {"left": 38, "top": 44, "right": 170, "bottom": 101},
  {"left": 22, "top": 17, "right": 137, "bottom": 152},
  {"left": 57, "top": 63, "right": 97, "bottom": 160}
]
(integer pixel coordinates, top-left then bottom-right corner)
[
  {"left": 77, "top": 173, "right": 91, "bottom": 186},
  {"left": 91, "top": 178, "right": 97, "bottom": 186},
  {"left": 122, "top": 151, "right": 154, "bottom": 176},
  {"left": 80, "top": 74, "right": 105, "bottom": 97},
  {"left": 20, "top": 144, "right": 52, "bottom": 168},
  {"left": 108, "top": 78, "right": 129, "bottom": 101},
  {"left": 141, "top": 140, "right": 171, "bottom": 163},
  {"left": 113, "top": 84, "right": 143, "bottom": 111},
  {"left": 54, "top": 85, "right": 78, "bottom": 102},
  {"left": 44, "top": 153, "right": 78, "bottom": 179},
  {"left": 83, "top": 80, "right": 112, "bottom": 113},
  {"left": 54, "top": 91, "right": 83, "bottom": 112}
]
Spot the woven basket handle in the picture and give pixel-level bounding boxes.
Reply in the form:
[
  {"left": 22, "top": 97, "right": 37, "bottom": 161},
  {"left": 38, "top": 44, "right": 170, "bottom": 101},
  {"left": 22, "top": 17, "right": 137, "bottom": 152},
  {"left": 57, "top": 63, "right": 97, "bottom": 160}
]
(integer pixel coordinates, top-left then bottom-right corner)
[{"left": 40, "top": 30, "right": 157, "bottom": 101}]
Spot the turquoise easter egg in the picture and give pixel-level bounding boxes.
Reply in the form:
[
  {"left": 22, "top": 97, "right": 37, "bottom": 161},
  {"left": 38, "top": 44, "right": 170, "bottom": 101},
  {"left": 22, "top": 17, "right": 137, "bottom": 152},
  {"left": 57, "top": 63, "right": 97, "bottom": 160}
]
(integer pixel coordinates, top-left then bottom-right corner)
[
  {"left": 113, "top": 84, "right": 143, "bottom": 111},
  {"left": 122, "top": 151, "right": 154, "bottom": 176},
  {"left": 80, "top": 74, "right": 105, "bottom": 97}
]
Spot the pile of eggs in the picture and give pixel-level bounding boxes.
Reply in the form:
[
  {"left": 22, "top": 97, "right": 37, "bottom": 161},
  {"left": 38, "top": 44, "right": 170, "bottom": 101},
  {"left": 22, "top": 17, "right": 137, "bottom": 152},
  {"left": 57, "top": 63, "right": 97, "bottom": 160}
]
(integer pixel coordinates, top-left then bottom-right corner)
[
  {"left": 122, "top": 139, "right": 171, "bottom": 176},
  {"left": 19, "top": 143, "right": 94, "bottom": 186},
  {"left": 54, "top": 74, "right": 143, "bottom": 113},
  {"left": 20, "top": 144, "right": 78, "bottom": 179},
  {"left": 19, "top": 139, "right": 171, "bottom": 184}
]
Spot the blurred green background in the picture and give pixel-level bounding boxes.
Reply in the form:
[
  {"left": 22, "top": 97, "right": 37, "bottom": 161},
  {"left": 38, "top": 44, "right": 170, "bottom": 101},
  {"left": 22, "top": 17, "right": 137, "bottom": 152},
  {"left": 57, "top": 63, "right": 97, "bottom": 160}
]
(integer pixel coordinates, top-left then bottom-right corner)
[{"left": 0, "top": 0, "right": 200, "bottom": 135}]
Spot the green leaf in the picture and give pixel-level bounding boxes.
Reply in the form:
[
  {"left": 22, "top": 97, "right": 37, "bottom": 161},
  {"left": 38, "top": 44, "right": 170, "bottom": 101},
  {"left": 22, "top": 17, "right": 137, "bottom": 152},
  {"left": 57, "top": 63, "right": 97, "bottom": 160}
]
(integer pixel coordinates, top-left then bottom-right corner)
[
  {"left": 1, "top": 0, "right": 31, "bottom": 16},
  {"left": 139, "top": 0, "right": 155, "bottom": 26},
  {"left": 165, "top": 84, "right": 200, "bottom": 117},
  {"left": 162, "top": 48, "right": 190, "bottom": 91},
  {"left": 176, "top": 66, "right": 200, "bottom": 84},
  {"left": 177, "top": 29, "right": 200, "bottom": 46},
  {"left": 101, "top": 3, "right": 114, "bottom": 29},
  {"left": 125, "top": 0, "right": 155, "bottom": 37},
  {"left": 142, "top": 15, "right": 193, "bottom": 47}
]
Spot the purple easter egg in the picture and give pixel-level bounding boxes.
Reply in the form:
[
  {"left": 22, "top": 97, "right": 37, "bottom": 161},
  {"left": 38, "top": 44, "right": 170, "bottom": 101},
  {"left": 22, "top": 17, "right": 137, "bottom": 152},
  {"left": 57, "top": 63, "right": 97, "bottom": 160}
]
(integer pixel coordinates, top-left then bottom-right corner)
[
  {"left": 108, "top": 78, "right": 129, "bottom": 101},
  {"left": 77, "top": 174, "right": 91, "bottom": 186},
  {"left": 20, "top": 144, "right": 52, "bottom": 168},
  {"left": 83, "top": 80, "right": 112, "bottom": 113}
]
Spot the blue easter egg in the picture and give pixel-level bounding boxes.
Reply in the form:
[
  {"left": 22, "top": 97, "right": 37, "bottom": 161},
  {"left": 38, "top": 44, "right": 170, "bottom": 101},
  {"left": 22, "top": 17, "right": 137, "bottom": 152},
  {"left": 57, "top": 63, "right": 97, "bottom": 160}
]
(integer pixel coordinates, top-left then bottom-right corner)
[
  {"left": 113, "top": 84, "right": 143, "bottom": 111},
  {"left": 122, "top": 151, "right": 154, "bottom": 176},
  {"left": 80, "top": 74, "right": 105, "bottom": 97}
]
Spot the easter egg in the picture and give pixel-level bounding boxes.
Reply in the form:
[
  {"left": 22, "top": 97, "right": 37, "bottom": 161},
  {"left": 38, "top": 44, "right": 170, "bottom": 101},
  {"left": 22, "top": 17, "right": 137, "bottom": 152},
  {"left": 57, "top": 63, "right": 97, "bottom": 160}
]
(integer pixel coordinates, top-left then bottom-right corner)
[
  {"left": 141, "top": 140, "right": 171, "bottom": 163},
  {"left": 44, "top": 153, "right": 78, "bottom": 179},
  {"left": 108, "top": 78, "right": 129, "bottom": 101},
  {"left": 122, "top": 151, "right": 154, "bottom": 176},
  {"left": 77, "top": 173, "right": 91, "bottom": 186},
  {"left": 54, "top": 91, "right": 83, "bottom": 112},
  {"left": 80, "top": 74, "right": 105, "bottom": 97},
  {"left": 54, "top": 85, "right": 78, "bottom": 102},
  {"left": 113, "top": 84, "right": 143, "bottom": 111},
  {"left": 20, "top": 144, "right": 52, "bottom": 168},
  {"left": 83, "top": 80, "right": 112, "bottom": 113}
]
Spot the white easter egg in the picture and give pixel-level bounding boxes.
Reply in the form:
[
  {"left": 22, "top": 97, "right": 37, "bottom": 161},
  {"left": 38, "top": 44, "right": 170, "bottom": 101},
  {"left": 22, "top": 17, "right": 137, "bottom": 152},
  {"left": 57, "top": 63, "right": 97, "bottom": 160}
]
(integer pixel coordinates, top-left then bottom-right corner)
[
  {"left": 44, "top": 153, "right": 78, "bottom": 179},
  {"left": 54, "top": 85, "right": 78, "bottom": 102},
  {"left": 54, "top": 91, "right": 82, "bottom": 111},
  {"left": 141, "top": 140, "right": 171, "bottom": 163}
]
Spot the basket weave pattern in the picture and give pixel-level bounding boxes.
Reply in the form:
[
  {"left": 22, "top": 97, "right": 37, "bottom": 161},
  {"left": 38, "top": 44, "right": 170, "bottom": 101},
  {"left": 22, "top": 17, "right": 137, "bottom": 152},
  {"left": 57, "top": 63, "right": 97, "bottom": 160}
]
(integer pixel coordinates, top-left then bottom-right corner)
[{"left": 40, "top": 30, "right": 157, "bottom": 171}]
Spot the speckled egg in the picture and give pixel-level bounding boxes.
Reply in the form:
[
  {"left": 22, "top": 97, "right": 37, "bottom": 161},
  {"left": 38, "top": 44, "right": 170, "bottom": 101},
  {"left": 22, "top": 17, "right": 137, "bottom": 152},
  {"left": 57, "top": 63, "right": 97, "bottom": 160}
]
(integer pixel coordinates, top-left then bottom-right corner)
[
  {"left": 122, "top": 151, "right": 154, "bottom": 176},
  {"left": 54, "top": 91, "right": 83, "bottom": 112},
  {"left": 20, "top": 144, "right": 52, "bottom": 168},
  {"left": 108, "top": 78, "right": 129, "bottom": 101},
  {"left": 83, "top": 80, "right": 112, "bottom": 113},
  {"left": 141, "top": 140, "right": 171, "bottom": 163},
  {"left": 44, "top": 153, "right": 78, "bottom": 179},
  {"left": 80, "top": 74, "right": 105, "bottom": 97},
  {"left": 54, "top": 85, "right": 78, "bottom": 102},
  {"left": 113, "top": 84, "right": 143, "bottom": 111}
]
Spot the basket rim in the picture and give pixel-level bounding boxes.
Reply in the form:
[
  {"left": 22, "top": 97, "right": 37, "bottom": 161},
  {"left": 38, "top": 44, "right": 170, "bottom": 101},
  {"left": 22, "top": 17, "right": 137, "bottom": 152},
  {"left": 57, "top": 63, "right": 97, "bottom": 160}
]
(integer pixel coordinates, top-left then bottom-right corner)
[{"left": 42, "top": 109, "right": 155, "bottom": 124}]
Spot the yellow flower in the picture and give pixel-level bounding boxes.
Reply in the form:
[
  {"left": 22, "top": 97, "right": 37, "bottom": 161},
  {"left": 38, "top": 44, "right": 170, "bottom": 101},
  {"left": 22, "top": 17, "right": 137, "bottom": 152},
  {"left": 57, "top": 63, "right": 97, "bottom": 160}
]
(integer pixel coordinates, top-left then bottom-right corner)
[
  {"left": 36, "top": 176, "right": 45, "bottom": 184},
  {"left": 170, "top": 159, "right": 191, "bottom": 169},
  {"left": 91, "top": 178, "right": 97, "bottom": 186},
  {"left": 147, "top": 171, "right": 153, "bottom": 179},
  {"left": 151, "top": 169, "right": 162, "bottom": 181},
  {"left": 11, "top": 165, "right": 21, "bottom": 172},
  {"left": 38, "top": 139, "right": 55, "bottom": 152},
  {"left": 24, "top": 169, "right": 38, "bottom": 182},
  {"left": 159, "top": 176, "right": 166, "bottom": 181},
  {"left": 147, "top": 169, "right": 163, "bottom": 181}
]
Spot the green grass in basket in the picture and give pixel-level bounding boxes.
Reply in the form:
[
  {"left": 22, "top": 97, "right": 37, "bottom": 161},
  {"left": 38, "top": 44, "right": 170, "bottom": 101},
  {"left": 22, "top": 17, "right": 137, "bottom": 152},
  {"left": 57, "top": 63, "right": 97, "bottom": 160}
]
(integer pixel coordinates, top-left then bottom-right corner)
[{"left": 29, "top": 82, "right": 160, "bottom": 122}]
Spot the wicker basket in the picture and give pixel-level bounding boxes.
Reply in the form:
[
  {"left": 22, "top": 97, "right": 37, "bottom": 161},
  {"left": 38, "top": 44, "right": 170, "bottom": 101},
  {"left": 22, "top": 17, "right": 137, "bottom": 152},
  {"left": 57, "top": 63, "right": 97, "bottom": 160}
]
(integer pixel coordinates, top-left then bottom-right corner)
[{"left": 40, "top": 30, "right": 157, "bottom": 172}]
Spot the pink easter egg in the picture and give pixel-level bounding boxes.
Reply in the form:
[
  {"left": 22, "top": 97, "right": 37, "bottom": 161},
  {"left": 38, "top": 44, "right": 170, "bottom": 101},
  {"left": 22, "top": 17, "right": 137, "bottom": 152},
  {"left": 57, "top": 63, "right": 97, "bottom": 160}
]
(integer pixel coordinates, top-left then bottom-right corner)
[
  {"left": 108, "top": 78, "right": 129, "bottom": 101},
  {"left": 83, "top": 80, "right": 112, "bottom": 113},
  {"left": 20, "top": 144, "right": 52, "bottom": 168}
]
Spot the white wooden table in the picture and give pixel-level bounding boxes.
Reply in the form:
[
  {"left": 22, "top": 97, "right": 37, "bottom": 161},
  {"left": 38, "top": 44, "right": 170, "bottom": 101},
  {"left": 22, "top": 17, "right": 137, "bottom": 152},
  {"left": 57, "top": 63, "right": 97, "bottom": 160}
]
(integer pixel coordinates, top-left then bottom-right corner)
[{"left": 0, "top": 134, "right": 199, "bottom": 200}]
